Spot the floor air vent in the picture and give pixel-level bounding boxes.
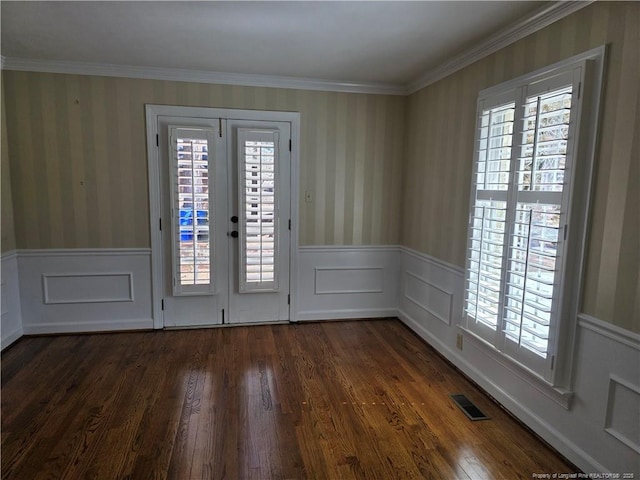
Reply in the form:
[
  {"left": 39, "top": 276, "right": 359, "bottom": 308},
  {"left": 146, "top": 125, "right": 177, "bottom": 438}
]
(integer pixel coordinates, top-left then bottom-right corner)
[{"left": 450, "top": 393, "right": 490, "bottom": 421}]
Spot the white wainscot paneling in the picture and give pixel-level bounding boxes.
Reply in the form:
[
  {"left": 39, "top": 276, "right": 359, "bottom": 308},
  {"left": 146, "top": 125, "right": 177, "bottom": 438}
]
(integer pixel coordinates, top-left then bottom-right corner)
[
  {"left": 572, "top": 314, "right": 640, "bottom": 471},
  {"left": 18, "top": 249, "right": 153, "bottom": 334},
  {"left": 1, "top": 252, "right": 23, "bottom": 350},
  {"left": 604, "top": 375, "right": 640, "bottom": 454},
  {"left": 43, "top": 273, "right": 134, "bottom": 304},
  {"left": 315, "top": 267, "right": 383, "bottom": 294},
  {"left": 399, "top": 247, "right": 463, "bottom": 340},
  {"left": 397, "top": 246, "right": 640, "bottom": 475},
  {"left": 297, "top": 246, "right": 399, "bottom": 321},
  {"left": 404, "top": 271, "right": 453, "bottom": 325}
]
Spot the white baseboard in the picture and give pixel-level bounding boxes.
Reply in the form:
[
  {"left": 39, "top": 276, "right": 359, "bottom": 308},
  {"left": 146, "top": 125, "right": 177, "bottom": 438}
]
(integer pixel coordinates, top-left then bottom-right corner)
[
  {"left": 22, "top": 318, "right": 153, "bottom": 335},
  {"left": 1, "top": 251, "right": 23, "bottom": 350},
  {"left": 297, "top": 308, "right": 398, "bottom": 322},
  {"left": 1, "top": 326, "right": 23, "bottom": 350},
  {"left": 17, "top": 249, "right": 153, "bottom": 335}
]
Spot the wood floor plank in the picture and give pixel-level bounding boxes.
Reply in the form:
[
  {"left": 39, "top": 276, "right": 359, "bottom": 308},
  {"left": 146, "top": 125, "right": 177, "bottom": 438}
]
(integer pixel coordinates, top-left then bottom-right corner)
[{"left": 1, "top": 319, "right": 577, "bottom": 479}]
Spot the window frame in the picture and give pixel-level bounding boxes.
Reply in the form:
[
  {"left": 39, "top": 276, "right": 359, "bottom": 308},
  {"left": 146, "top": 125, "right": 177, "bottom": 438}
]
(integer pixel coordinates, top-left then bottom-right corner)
[{"left": 461, "top": 46, "right": 606, "bottom": 402}]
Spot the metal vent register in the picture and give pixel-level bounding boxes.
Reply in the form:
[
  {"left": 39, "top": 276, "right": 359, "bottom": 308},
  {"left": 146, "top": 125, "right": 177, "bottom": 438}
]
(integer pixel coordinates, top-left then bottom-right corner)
[{"left": 450, "top": 394, "right": 490, "bottom": 421}]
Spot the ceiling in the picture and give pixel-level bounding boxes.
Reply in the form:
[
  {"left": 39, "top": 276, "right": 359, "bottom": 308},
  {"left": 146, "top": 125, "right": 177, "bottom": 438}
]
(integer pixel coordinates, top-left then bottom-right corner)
[{"left": 1, "top": 1, "right": 547, "bottom": 90}]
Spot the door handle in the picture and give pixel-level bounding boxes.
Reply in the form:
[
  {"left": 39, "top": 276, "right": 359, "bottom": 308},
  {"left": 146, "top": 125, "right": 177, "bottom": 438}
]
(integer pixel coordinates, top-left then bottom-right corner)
[
  {"left": 230, "top": 216, "right": 238, "bottom": 223},
  {"left": 230, "top": 231, "right": 239, "bottom": 238}
]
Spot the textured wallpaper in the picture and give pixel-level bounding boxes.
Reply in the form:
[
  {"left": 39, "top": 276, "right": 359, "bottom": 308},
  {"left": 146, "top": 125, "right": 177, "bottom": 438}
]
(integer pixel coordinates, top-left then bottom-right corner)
[
  {"left": 1, "top": 78, "right": 16, "bottom": 253},
  {"left": 2, "top": 74, "right": 405, "bottom": 249},
  {"left": 401, "top": 1, "right": 639, "bottom": 332}
]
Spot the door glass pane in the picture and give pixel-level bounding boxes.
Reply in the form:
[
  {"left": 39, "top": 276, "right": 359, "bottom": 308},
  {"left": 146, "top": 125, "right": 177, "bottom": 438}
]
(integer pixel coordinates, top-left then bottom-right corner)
[
  {"left": 239, "top": 129, "right": 279, "bottom": 292},
  {"left": 171, "top": 128, "right": 213, "bottom": 293}
]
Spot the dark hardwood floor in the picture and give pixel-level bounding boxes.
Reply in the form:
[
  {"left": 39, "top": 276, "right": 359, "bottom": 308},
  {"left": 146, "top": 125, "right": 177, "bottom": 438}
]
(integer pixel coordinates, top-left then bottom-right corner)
[{"left": 1, "top": 319, "right": 575, "bottom": 479}]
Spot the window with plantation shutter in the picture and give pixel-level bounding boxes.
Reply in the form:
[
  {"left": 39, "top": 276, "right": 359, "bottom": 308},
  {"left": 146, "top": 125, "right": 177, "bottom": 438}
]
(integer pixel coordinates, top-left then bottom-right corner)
[
  {"left": 238, "top": 129, "right": 280, "bottom": 293},
  {"left": 463, "top": 54, "right": 603, "bottom": 383},
  {"left": 466, "top": 97, "right": 515, "bottom": 334}
]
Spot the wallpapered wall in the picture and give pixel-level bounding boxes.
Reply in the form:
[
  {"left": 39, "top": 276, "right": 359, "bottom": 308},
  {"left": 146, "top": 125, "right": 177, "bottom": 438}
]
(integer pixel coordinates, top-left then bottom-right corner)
[
  {"left": 401, "top": 1, "right": 639, "bottom": 332},
  {"left": 2, "top": 74, "right": 405, "bottom": 249},
  {"left": 2, "top": 2, "right": 637, "bottom": 333},
  {"left": 1, "top": 77, "right": 16, "bottom": 252}
]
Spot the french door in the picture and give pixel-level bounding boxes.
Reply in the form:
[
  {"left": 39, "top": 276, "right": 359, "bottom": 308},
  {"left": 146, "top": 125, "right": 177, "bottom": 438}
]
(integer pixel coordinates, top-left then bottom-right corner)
[{"left": 157, "top": 115, "right": 291, "bottom": 327}]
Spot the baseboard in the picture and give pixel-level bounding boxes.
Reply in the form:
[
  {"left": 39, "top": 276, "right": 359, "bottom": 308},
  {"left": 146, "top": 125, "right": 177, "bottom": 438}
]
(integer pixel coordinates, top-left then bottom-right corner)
[
  {"left": 22, "top": 318, "right": 153, "bottom": 335},
  {"left": 1, "top": 326, "right": 23, "bottom": 350},
  {"left": 297, "top": 308, "right": 398, "bottom": 322},
  {"left": 2, "top": 250, "right": 23, "bottom": 351}
]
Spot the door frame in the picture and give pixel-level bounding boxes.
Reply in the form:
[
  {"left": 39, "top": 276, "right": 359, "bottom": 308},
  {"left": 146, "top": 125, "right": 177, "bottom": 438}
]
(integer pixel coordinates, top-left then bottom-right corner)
[{"left": 145, "top": 105, "right": 301, "bottom": 329}]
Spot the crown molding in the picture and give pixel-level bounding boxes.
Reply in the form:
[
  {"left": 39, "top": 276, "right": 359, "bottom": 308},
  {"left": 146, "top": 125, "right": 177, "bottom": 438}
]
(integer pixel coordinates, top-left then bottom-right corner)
[
  {"left": 406, "top": 1, "right": 594, "bottom": 94},
  {"left": 0, "top": 57, "right": 406, "bottom": 96},
  {"left": 2, "top": 1, "right": 592, "bottom": 96}
]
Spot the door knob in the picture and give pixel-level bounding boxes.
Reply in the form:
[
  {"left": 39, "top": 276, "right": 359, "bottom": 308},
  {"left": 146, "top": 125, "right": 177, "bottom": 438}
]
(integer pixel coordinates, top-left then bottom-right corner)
[
  {"left": 230, "top": 215, "right": 239, "bottom": 223},
  {"left": 230, "top": 231, "right": 239, "bottom": 238}
]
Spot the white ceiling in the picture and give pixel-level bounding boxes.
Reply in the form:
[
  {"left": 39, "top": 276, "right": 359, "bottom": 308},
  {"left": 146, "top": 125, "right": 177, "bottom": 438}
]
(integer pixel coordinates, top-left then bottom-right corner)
[{"left": 2, "top": 1, "right": 547, "bottom": 89}]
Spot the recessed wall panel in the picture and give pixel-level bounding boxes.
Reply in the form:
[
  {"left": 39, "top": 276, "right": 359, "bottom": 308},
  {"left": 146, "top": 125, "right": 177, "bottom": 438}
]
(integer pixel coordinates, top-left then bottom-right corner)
[
  {"left": 315, "top": 267, "right": 383, "bottom": 295},
  {"left": 43, "top": 273, "right": 134, "bottom": 304}
]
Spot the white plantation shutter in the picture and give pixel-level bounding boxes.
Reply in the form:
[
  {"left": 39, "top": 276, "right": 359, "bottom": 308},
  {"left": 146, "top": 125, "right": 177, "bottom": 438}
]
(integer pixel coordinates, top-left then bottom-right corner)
[
  {"left": 464, "top": 66, "right": 584, "bottom": 380},
  {"left": 466, "top": 93, "right": 515, "bottom": 340},
  {"left": 238, "top": 129, "right": 280, "bottom": 293},
  {"left": 169, "top": 127, "right": 216, "bottom": 295}
]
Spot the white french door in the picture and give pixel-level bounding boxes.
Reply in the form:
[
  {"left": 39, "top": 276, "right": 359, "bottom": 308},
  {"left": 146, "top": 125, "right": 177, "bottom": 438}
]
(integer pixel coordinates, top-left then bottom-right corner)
[
  {"left": 157, "top": 115, "right": 291, "bottom": 327},
  {"left": 227, "top": 120, "right": 291, "bottom": 324}
]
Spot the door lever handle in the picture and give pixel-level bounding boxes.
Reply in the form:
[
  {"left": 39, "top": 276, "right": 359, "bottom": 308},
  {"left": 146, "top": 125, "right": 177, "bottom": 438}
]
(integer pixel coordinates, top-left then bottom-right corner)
[{"left": 230, "top": 231, "right": 239, "bottom": 238}]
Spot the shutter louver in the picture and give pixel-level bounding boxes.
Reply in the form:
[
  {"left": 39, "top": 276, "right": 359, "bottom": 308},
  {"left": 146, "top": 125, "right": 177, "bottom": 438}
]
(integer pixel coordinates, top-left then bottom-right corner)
[
  {"left": 464, "top": 71, "right": 579, "bottom": 379},
  {"left": 465, "top": 102, "right": 515, "bottom": 331},
  {"left": 170, "top": 127, "right": 215, "bottom": 295},
  {"left": 238, "top": 129, "right": 280, "bottom": 293},
  {"left": 503, "top": 85, "right": 573, "bottom": 358}
]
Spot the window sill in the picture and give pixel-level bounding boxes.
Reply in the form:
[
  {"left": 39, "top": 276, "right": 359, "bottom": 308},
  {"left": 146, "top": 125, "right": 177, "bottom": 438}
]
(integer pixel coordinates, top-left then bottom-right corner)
[{"left": 458, "top": 326, "right": 573, "bottom": 410}]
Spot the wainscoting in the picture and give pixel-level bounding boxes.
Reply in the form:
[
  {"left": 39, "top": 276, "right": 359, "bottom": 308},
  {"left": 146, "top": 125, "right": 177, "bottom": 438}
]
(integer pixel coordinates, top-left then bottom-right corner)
[
  {"left": 17, "top": 249, "right": 153, "bottom": 335},
  {"left": 296, "top": 246, "right": 399, "bottom": 321},
  {"left": 1, "top": 245, "right": 638, "bottom": 474},
  {"left": 1, "top": 251, "right": 23, "bottom": 349}
]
